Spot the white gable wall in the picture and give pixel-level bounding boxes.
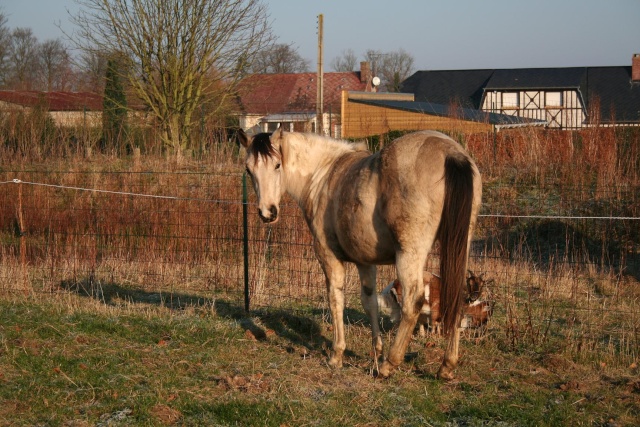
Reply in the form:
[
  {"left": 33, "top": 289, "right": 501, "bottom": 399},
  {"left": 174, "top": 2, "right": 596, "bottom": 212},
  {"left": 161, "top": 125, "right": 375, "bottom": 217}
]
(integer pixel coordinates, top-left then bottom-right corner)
[{"left": 482, "top": 89, "right": 586, "bottom": 129}]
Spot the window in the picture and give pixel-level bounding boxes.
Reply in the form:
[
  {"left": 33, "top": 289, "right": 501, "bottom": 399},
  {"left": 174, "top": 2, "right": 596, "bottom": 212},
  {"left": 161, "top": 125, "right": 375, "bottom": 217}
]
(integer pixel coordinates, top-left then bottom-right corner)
[
  {"left": 502, "top": 92, "right": 520, "bottom": 108},
  {"left": 266, "top": 122, "right": 292, "bottom": 132},
  {"left": 546, "top": 92, "right": 563, "bottom": 107}
]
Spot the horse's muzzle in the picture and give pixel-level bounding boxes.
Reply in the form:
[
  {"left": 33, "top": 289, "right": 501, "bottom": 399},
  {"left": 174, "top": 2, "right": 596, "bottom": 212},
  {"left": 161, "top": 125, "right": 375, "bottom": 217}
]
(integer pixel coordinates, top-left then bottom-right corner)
[{"left": 258, "top": 205, "right": 279, "bottom": 224}]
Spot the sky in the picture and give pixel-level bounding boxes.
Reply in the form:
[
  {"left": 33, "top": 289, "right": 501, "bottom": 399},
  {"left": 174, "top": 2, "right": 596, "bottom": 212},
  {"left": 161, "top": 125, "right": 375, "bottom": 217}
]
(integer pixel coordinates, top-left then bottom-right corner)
[{"left": 2, "top": 0, "right": 640, "bottom": 71}]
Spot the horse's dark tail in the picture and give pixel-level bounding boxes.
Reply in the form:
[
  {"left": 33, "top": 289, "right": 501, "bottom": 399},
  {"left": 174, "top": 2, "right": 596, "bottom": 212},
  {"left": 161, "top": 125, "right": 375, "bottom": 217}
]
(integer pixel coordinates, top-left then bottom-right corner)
[{"left": 438, "top": 155, "right": 475, "bottom": 335}]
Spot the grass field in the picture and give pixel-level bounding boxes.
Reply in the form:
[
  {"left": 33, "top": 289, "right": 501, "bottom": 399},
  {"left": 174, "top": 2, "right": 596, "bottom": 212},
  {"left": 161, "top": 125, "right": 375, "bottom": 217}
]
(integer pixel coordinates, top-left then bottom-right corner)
[
  {"left": 0, "top": 123, "right": 639, "bottom": 425},
  {"left": 1, "top": 291, "right": 639, "bottom": 426}
]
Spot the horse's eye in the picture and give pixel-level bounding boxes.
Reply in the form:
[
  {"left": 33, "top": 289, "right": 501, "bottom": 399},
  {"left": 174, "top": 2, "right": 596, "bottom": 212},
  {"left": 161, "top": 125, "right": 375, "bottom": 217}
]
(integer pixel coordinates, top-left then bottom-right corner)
[
  {"left": 245, "top": 167, "right": 252, "bottom": 176},
  {"left": 275, "top": 163, "right": 281, "bottom": 170}
]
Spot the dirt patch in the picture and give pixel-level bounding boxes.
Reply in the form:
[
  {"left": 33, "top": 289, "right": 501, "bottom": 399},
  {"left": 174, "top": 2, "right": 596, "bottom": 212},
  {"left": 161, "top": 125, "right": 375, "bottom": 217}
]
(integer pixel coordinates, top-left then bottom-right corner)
[
  {"left": 541, "top": 353, "right": 578, "bottom": 373},
  {"left": 150, "top": 404, "right": 182, "bottom": 425},
  {"left": 213, "top": 372, "right": 271, "bottom": 394}
]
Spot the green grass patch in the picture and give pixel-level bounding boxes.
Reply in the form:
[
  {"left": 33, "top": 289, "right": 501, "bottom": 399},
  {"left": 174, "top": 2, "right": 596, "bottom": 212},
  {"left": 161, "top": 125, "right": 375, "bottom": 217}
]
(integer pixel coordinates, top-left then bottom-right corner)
[{"left": 1, "top": 294, "right": 638, "bottom": 426}]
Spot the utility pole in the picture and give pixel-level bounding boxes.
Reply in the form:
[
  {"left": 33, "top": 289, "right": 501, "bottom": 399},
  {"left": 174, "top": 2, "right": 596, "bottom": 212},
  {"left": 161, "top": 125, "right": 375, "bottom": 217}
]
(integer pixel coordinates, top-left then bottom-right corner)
[{"left": 316, "top": 14, "right": 324, "bottom": 134}]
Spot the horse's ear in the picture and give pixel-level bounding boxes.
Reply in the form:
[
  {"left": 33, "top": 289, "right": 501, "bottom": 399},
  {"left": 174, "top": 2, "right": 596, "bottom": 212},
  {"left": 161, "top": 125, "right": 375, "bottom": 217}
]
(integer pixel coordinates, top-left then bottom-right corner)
[
  {"left": 273, "top": 125, "right": 285, "bottom": 138},
  {"left": 271, "top": 125, "right": 285, "bottom": 149},
  {"left": 237, "top": 129, "right": 249, "bottom": 148}
]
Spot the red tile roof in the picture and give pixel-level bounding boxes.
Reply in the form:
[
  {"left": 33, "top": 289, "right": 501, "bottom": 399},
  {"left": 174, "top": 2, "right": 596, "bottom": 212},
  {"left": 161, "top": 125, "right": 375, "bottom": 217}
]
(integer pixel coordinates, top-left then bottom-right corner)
[
  {"left": 236, "top": 72, "right": 368, "bottom": 115},
  {"left": 0, "top": 91, "right": 103, "bottom": 111}
]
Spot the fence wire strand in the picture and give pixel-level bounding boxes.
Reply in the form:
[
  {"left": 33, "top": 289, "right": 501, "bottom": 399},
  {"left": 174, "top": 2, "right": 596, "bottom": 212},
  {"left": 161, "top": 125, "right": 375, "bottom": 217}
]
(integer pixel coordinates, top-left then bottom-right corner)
[{"left": 3, "top": 178, "right": 638, "bottom": 220}]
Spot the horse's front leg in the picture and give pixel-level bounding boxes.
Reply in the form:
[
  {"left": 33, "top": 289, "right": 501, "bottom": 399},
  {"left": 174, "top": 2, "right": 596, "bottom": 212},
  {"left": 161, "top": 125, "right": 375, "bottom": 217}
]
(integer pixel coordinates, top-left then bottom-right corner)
[
  {"left": 357, "top": 264, "right": 383, "bottom": 362},
  {"left": 319, "top": 255, "right": 347, "bottom": 368}
]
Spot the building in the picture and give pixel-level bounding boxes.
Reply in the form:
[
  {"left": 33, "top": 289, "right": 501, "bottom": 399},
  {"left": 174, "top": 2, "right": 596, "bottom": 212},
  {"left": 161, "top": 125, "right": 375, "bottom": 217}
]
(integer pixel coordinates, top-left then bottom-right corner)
[
  {"left": 400, "top": 55, "right": 640, "bottom": 129},
  {"left": 234, "top": 62, "right": 374, "bottom": 137},
  {"left": 340, "top": 91, "right": 545, "bottom": 139},
  {"left": 0, "top": 91, "right": 103, "bottom": 127}
]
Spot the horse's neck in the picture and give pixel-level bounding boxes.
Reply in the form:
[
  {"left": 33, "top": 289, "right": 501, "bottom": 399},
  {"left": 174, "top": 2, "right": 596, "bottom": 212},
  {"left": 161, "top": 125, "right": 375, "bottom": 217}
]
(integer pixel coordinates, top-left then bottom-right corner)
[{"left": 282, "top": 135, "right": 349, "bottom": 203}]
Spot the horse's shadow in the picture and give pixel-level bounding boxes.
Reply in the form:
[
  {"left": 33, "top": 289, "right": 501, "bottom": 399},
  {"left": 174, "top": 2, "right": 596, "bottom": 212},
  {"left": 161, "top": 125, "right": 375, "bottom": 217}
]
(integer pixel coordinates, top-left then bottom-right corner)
[
  {"left": 60, "top": 276, "right": 444, "bottom": 377},
  {"left": 60, "top": 277, "right": 215, "bottom": 310},
  {"left": 59, "top": 276, "right": 355, "bottom": 362}
]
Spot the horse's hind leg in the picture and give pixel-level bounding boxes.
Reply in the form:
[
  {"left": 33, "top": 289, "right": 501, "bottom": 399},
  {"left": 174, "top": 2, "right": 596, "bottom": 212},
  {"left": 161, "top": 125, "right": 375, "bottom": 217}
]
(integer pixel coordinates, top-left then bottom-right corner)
[
  {"left": 357, "top": 264, "right": 383, "bottom": 361},
  {"left": 378, "top": 251, "right": 424, "bottom": 377},
  {"left": 438, "top": 320, "right": 461, "bottom": 380}
]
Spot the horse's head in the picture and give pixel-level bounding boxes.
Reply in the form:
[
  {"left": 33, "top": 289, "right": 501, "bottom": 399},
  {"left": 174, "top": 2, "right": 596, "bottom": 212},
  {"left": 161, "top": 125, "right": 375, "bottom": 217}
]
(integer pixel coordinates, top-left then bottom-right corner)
[{"left": 239, "top": 127, "right": 285, "bottom": 224}]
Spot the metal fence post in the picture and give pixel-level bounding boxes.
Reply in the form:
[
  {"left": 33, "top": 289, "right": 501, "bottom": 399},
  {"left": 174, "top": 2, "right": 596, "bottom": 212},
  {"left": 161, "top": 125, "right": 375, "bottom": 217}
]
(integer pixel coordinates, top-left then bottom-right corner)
[{"left": 242, "top": 172, "right": 250, "bottom": 312}]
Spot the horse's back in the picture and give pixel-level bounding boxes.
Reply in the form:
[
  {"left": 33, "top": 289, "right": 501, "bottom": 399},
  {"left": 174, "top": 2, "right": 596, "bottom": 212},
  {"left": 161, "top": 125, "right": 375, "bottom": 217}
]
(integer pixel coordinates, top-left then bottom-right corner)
[
  {"left": 321, "top": 130, "right": 480, "bottom": 265},
  {"left": 381, "top": 131, "right": 472, "bottom": 177},
  {"left": 377, "top": 131, "right": 477, "bottom": 229}
]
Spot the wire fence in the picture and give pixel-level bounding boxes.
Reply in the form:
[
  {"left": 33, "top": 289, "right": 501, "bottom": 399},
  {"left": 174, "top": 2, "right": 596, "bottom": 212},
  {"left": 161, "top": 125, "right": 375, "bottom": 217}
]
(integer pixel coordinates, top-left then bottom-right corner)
[{"left": 0, "top": 168, "right": 638, "bottom": 365}]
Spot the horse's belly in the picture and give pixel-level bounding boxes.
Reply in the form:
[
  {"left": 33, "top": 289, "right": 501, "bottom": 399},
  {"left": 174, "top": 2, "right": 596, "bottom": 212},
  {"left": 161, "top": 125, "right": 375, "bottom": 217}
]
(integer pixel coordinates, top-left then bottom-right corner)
[
  {"left": 327, "top": 154, "right": 396, "bottom": 264},
  {"left": 335, "top": 212, "right": 396, "bottom": 264}
]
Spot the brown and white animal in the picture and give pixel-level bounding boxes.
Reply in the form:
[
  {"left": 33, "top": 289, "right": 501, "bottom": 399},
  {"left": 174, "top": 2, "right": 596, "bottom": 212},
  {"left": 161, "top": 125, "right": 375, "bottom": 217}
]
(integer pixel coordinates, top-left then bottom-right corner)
[
  {"left": 240, "top": 128, "right": 481, "bottom": 380},
  {"left": 373, "top": 271, "right": 493, "bottom": 336}
]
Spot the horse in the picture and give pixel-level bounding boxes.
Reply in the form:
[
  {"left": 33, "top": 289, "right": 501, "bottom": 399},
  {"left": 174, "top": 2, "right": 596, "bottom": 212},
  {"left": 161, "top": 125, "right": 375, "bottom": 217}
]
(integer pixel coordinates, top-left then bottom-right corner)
[{"left": 239, "top": 127, "right": 482, "bottom": 380}]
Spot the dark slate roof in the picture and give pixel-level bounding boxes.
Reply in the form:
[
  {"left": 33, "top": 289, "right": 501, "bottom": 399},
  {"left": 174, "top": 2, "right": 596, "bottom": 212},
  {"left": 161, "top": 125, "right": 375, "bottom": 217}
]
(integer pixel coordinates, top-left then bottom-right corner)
[
  {"left": 350, "top": 99, "right": 546, "bottom": 128},
  {"left": 400, "top": 70, "right": 493, "bottom": 109},
  {"left": 486, "top": 68, "right": 586, "bottom": 90},
  {"left": 401, "top": 66, "right": 640, "bottom": 124},
  {"left": 581, "top": 67, "right": 640, "bottom": 124}
]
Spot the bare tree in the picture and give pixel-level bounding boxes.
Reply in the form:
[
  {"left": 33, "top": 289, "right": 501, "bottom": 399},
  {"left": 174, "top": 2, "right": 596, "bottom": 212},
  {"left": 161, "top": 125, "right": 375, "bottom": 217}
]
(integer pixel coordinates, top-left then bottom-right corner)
[
  {"left": 380, "top": 49, "right": 414, "bottom": 92},
  {"left": 69, "top": 0, "right": 274, "bottom": 154},
  {"left": 330, "top": 49, "right": 357, "bottom": 72},
  {"left": 249, "top": 43, "right": 310, "bottom": 74},
  {"left": 38, "top": 39, "right": 73, "bottom": 91},
  {"left": 76, "top": 50, "right": 108, "bottom": 93},
  {"left": 0, "top": 12, "right": 76, "bottom": 91},
  {"left": 363, "top": 49, "right": 383, "bottom": 76},
  {"left": 362, "top": 48, "right": 414, "bottom": 92},
  {"left": 7, "top": 28, "right": 40, "bottom": 90}
]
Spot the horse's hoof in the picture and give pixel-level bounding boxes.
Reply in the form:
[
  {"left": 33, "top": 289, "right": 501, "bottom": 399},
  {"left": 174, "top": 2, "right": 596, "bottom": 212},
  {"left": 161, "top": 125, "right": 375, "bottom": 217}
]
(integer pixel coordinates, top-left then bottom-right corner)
[
  {"left": 437, "top": 365, "right": 456, "bottom": 381},
  {"left": 377, "top": 360, "right": 395, "bottom": 378},
  {"left": 328, "top": 356, "right": 343, "bottom": 369}
]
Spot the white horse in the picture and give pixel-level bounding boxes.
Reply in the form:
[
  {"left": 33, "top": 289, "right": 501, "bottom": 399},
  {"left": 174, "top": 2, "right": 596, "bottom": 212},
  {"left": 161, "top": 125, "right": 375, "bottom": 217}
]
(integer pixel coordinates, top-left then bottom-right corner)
[{"left": 239, "top": 128, "right": 481, "bottom": 379}]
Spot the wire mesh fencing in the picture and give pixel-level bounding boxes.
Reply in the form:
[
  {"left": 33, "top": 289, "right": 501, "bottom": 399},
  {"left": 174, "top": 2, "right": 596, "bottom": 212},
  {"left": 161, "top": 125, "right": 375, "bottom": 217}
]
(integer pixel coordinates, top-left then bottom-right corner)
[
  {"left": 0, "top": 169, "right": 246, "bottom": 308},
  {"left": 0, "top": 168, "right": 638, "bottom": 365}
]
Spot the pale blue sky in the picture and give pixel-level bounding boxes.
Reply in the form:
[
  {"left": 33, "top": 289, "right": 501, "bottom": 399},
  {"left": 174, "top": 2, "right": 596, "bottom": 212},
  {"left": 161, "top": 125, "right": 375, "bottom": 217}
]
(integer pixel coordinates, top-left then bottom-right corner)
[{"left": 2, "top": 0, "right": 639, "bottom": 70}]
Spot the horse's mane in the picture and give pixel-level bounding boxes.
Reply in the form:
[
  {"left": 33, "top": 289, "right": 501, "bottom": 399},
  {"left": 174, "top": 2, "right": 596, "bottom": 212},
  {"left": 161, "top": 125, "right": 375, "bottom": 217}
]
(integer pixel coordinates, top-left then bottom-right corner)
[
  {"left": 300, "top": 132, "right": 370, "bottom": 154},
  {"left": 249, "top": 131, "right": 370, "bottom": 166},
  {"left": 248, "top": 132, "right": 279, "bottom": 164}
]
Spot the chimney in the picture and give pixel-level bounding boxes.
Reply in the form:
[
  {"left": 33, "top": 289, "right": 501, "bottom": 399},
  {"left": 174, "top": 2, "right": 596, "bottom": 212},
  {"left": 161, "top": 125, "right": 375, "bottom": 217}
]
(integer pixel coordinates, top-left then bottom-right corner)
[
  {"left": 360, "top": 61, "right": 371, "bottom": 84},
  {"left": 633, "top": 54, "right": 640, "bottom": 82}
]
